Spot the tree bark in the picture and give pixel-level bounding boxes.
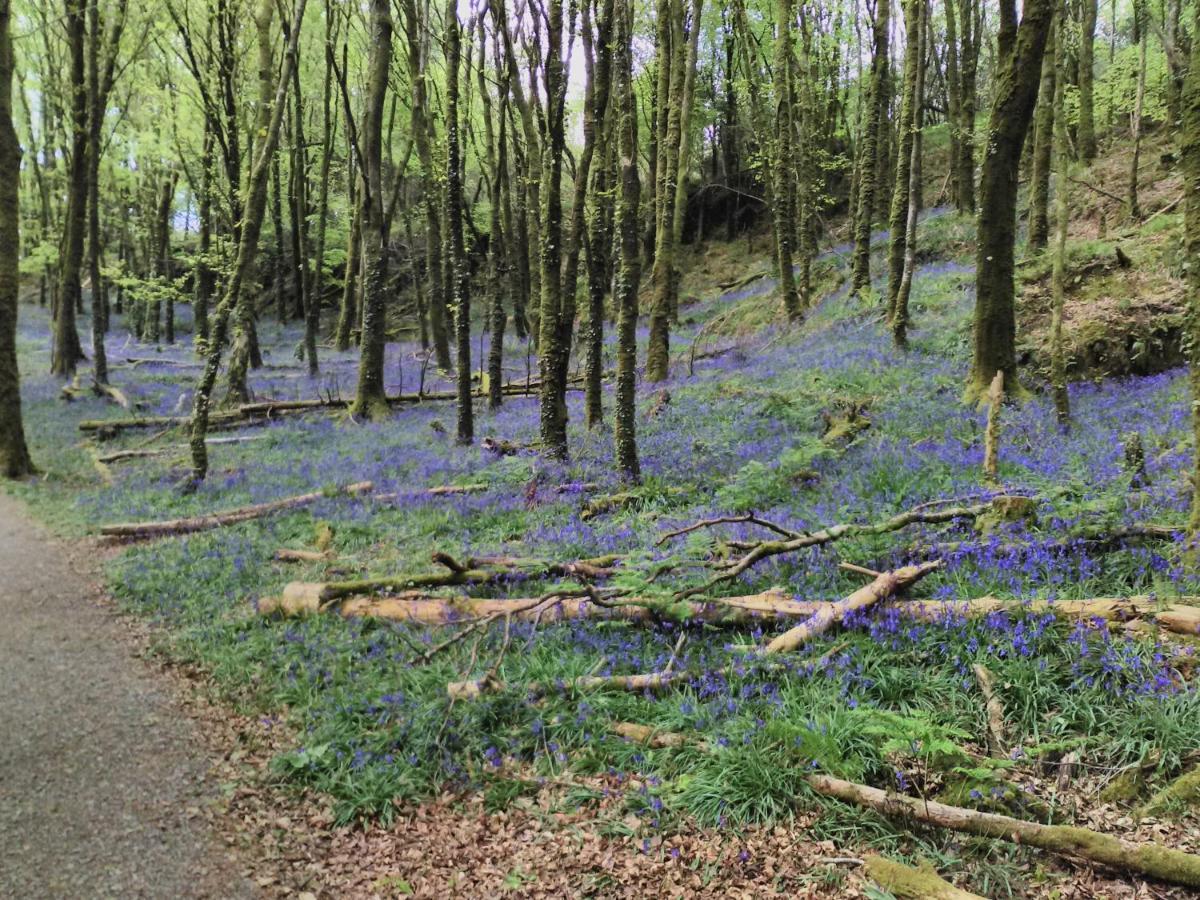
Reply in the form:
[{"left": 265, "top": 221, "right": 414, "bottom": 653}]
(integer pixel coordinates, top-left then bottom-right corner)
[
  {"left": 351, "top": 0, "right": 393, "bottom": 419},
  {"left": 52, "top": 0, "right": 89, "bottom": 377},
  {"left": 613, "top": 0, "right": 641, "bottom": 481},
  {"left": 968, "top": 0, "right": 1054, "bottom": 401},
  {"left": 0, "top": 0, "right": 34, "bottom": 477},
  {"left": 443, "top": 0, "right": 472, "bottom": 444},
  {"left": 1078, "top": 0, "right": 1098, "bottom": 161},
  {"left": 1027, "top": 21, "right": 1057, "bottom": 252},
  {"left": 850, "top": 0, "right": 890, "bottom": 295}
]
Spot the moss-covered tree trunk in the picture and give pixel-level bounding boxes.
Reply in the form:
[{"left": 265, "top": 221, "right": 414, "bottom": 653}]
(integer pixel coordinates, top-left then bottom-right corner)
[
  {"left": 891, "top": 0, "right": 926, "bottom": 347},
  {"left": 1027, "top": 22, "right": 1057, "bottom": 252},
  {"left": 850, "top": 0, "right": 890, "bottom": 295},
  {"left": 536, "top": 0, "right": 570, "bottom": 457},
  {"left": 612, "top": 0, "right": 641, "bottom": 482},
  {"left": 1129, "top": 4, "right": 1147, "bottom": 221},
  {"left": 0, "top": 0, "right": 34, "bottom": 477},
  {"left": 444, "top": 0, "right": 472, "bottom": 444},
  {"left": 224, "top": 0, "right": 278, "bottom": 403},
  {"left": 351, "top": 0, "right": 392, "bottom": 420},
  {"left": 956, "top": 0, "right": 981, "bottom": 213},
  {"left": 1050, "top": 21, "right": 1070, "bottom": 425},
  {"left": 968, "top": 0, "right": 1054, "bottom": 402},
  {"left": 188, "top": 0, "right": 306, "bottom": 485},
  {"left": 772, "top": 0, "right": 801, "bottom": 322},
  {"left": 52, "top": 0, "right": 88, "bottom": 377},
  {"left": 1078, "top": 0, "right": 1097, "bottom": 161},
  {"left": 479, "top": 19, "right": 509, "bottom": 412},
  {"left": 645, "top": 0, "right": 686, "bottom": 382},
  {"left": 1182, "top": 0, "right": 1200, "bottom": 538},
  {"left": 945, "top": 0, "right": 963, "bottom": 208},
  {"left": 887, "top": 0, "right": 922, "bottom": 319},
  {"left": 400, "top": 0, "right": 451, "bottom": 371}
]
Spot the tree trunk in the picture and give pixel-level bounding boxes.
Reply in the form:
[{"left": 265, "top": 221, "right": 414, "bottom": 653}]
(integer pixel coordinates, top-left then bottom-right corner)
[
  {"left": 1027, "top": 22, "right": 1057, "bottom": 252},
  {"left": 772, "top": 0, "right": 801, "bottom": 322},
  {"left": 850, "top": 0, "right": 890, "bottom": 295},
  {"left": 351, "top": 0, "right": 393, "bottom": 420},
  {"left": 613, "top": 0, "right": 641, "bottom": 482},
  {"left": 887, "top": 0, "right": 923, "bottom": 319},
  {"left": 968, "top": 0, "right": 1054, "bottom": 401},
  {"left": 956, "top": 0, "right": 981, "bottom": 213},
  {"left": 891, "top": 0, "right": 927, "bottom": 347},
  {"left": 188, "top": 0, "right": 307, "bottom": 485},
  {"left": 1078, "top": 0, "right": 1097, "bottom": 161},
  {"left": 444, "top": 0, "right": 472, "bottom": 444},
  {"left": 0, "top": 0, "right": 34, "bottom": 477},
  {"left": 1050, "top": 22, "right": 1070, "bottom": 425},
  {"left": 52, "top": 0, "right": 88, "bottom": 377},
  {"left": 1129, "top": 10, "right": 1147, "bottom": 221},
  {"left": 536, "top": 0, "right": 570, "bottom": 457},
  {"left": 400, "top": 0, "right": 452, "bottom": 372}
]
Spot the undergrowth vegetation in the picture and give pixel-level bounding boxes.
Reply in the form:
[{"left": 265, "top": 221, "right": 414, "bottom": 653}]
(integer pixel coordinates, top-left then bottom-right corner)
[{"left": 10, "top": 209, "right": 1200, "bottom": 894}]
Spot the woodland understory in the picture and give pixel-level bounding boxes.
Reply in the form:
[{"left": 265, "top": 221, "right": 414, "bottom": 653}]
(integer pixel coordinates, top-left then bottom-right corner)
[{"left": 6, "top": 0, "right": 1200, "bottom": 896}]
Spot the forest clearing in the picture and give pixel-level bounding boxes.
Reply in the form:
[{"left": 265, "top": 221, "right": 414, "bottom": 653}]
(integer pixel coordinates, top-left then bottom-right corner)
[{"left": 4, "top": 0, "right": 1200, "bottom": 896}]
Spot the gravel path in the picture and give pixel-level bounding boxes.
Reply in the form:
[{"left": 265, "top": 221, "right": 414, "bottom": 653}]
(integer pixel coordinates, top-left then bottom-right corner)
[{"left": 0, "top": 493, "right": 258, "bottom": 899}]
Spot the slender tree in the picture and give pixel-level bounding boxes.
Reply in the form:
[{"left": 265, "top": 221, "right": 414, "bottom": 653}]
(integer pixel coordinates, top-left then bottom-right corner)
[
  {"left": 772, "top": 0, "right": 801, "bottom": 322},
  {"left": 612, "top": 0, "right": 641, "bottom": 481},
  {"left": 968, "top": 0, "right": 1054, "bottom": 401},
  {"left": 350, "top": 0, "right": 393, "bottom": 419},
  {"left": 444, "top": 0, "right": 472, "bottom": 444},
  {"left": 891, "top": 0, "right": 927, "bottom": 347},
  {"left": 850, "top": 0, "right": 890, "bottom": 295},
  {"left": 887, "top": 0, "right": 922, "bottom": 318},
  {"left": 1078, "top": 0, "right": 1098, "bottom": 161},
  {"left": 52, "top": 0, "right": 89, "bottom": 376},
  {"left": 1028, "top": 21, "right": 1057, "bottom": 252},
  {"left": 188, "top": 0, "right": 308, "bottom": 485},
  {"left": 0, "top": 0, "right": 34, "bottom": 477},
  {"left": 1050, "top": 19, "right": 1070, "bottom": 425}
]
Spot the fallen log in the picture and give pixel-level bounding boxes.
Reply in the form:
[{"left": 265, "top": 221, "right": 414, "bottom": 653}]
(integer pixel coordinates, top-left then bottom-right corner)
[
  {"left": 274, "top": 548, "right": 337, "bottom": 563},
  {"left": 304, "top": 553, "right": 621, "bottom": 604},
  {"left": 258, "top": 580, "right": 1200, "bottom": 639},
  {"left": 257, "top": 585, "right": 803, "bottom": 623},
  {"left": 863, "top": 855, "right": 983, "bottom": 900},
  {"left": 99, "top": 481, "right": 374, "bottom": 538},
  {"left": 762, "top": 562, "right": 943, "bottom": 654},
  {"left": 807, "top": 773, "right": 1200, "bottom": 889},
  {"left": 96, "top": 435, "right": 265, "bottom": 465}
]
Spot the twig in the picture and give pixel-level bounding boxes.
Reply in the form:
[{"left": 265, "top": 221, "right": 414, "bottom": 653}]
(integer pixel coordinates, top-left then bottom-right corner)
[{"left": 656, "top": 513, "right": 799, "bottom": 546}]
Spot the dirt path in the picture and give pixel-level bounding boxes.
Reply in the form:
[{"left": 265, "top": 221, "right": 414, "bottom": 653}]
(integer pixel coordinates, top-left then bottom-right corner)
[{"left": 0, "top": 492, "right": 257, "bottom": 900}]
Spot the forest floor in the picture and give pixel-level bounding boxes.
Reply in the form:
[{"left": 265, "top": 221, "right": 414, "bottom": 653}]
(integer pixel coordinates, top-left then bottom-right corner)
[{"left": 8, "top": 138, "right": 1200, "bottom": 899}]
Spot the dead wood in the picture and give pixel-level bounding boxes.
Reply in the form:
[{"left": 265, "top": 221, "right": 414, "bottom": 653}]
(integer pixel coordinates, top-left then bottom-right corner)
[
  {"left": 973, "top": 664, "right": 1007, "bottom": 755},
  {"left": 99, "top": 481, "right": 374, "bottom": 538},
  {"left": 807, "top": 773, "right": 1200, "bottom": 888},
  {"left": 761, "top": 562, "right": 943, "bottom": 654},
  {"left": 863, "top": 855, "right": 984, "bottom": 900},
  {"left": 274, "top": 548, "right": 337, "bottom": 563},
  {"left": 983, "top": 371, "right": 1003, "bottom": 484},
  {"left": 676, "top": 499, "right": 1002, "bottom": 599},
  {"left": 609, "top": 722, "right": 709, "bottom": 751}
]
